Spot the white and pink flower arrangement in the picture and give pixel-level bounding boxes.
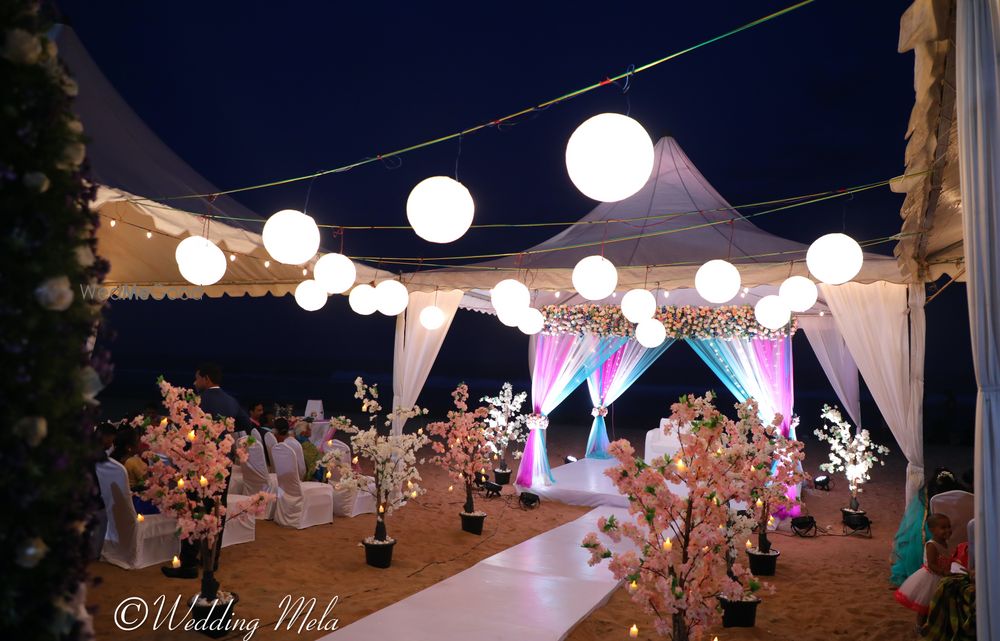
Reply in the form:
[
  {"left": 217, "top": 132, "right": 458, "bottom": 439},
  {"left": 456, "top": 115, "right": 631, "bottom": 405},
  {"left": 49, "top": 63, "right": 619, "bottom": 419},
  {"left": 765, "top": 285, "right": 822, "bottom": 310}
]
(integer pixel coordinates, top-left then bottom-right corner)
[
  {"left": 428, "top": 384, "right": 493, "bottom": 528},
  {"left": 320, "top": 377, "right": 429, "bottom": 549},
  {"left": 591, "top": 406, "right": 609, "bottom": 418},
  {"left": 480, "top": 382, "right": 528, "bottom": 471},
  {"left": 581, "top": 393, "right": 786, "bottom": 641},
  {"left": 138, "top": 377, "right": 270, "bottom": 604},
  {"left": 814, "top": 405, "right": 889, "bottom": 511},
  {"left": 541, "top": 304, "right": 798, "bottom": 340}
]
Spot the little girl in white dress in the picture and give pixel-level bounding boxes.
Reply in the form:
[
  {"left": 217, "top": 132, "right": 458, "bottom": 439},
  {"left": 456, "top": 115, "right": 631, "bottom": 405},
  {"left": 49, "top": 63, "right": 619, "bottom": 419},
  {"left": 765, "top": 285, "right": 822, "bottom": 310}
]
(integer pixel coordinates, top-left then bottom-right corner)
[{"left": 894, "top": 513, "right": 952, "bottom": 627}]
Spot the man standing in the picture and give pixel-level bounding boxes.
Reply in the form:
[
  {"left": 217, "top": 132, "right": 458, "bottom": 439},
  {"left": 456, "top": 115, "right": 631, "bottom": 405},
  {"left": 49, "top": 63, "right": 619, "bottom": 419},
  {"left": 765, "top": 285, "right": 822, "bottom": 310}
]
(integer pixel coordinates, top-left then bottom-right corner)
[{"left": 193, "top": 363, "right": 253, "bottom": 435}]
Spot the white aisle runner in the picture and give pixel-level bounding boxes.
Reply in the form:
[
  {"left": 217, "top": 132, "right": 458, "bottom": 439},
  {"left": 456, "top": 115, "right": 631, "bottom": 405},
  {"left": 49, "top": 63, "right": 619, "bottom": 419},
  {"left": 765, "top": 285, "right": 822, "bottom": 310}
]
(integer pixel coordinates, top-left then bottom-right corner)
[{"left": 321, "top": 506, "right": 632, "bottom": 641}]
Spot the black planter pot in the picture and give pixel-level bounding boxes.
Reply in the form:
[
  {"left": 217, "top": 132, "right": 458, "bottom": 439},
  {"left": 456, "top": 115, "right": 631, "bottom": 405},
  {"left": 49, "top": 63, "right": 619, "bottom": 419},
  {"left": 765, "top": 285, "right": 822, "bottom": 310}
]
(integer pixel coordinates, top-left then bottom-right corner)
[
  {"left": 746, "top": 549, "right": 780, "bottom": 576},
  {"left": 719, "top": 596, "right": 760, "bottom": 628},
  {"left": 363, "top": 539, "right": 396, "bottom": 568},
  {"left": 494, "top": 469, "right": 512, "bottom": 485},
  {"left": 190, "top": 592, "right": 239, "bottom": 638},
  {"left": 841, "top": 508, "right": 868, "bottom": 529},
  {"left": 460, "top": 512, "right": 487, "bottom": 535}
]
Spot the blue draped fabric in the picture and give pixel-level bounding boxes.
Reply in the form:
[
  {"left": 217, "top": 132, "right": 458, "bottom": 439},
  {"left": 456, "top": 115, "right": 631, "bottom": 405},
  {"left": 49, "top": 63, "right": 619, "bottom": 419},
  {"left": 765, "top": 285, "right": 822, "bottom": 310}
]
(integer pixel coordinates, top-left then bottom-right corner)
[{"left": 891, "top": 485, "right": 930, "bottom": 586}]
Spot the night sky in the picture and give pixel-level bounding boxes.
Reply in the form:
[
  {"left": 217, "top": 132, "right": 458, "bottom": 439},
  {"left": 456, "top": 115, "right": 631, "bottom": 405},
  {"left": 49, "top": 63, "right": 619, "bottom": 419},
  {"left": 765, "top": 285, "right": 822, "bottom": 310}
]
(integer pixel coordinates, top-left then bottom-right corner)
[{"left": 56, "top": 1, "right": 975, "bottom": 443}]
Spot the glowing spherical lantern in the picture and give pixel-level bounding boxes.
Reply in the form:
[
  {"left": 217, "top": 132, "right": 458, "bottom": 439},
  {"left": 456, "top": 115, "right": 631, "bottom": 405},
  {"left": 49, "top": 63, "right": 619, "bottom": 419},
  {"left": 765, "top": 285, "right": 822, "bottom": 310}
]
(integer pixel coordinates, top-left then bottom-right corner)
[
  {"left": 620, "top": 288, "right": 656, "bottom": 323},
  {"left": 572, "top": 255, "right": 618, "bottom": 300},
  {"left": 175, "top": 235, "right": 226, "bottom": 286},
  {"left": 778, "top": 275, "right": 818, "bottom": 312},
  {"left": 754, "top": 295, "right": 791, "bottom": 330},
  {"left": 806, "top": 233, "right": 864, "bottom": 284},
  {"left": 406, "top": 176, "right": 475, "bottom": 243},
  {"left": 294, "top": 279, "right": 327, "bottom": 312},
  {"left": 313, "top": 252, "right": 356, "bottom": 294},
  {"left": 517, "top": 308, "right": 545, "bottom": 335},
  {"left": 419, "top": 305, "right": 446, "bottom": 330},
  {"left": 496, "top": 307, "right": 525, "bottom": 327},
  {"left": 348, "top": 283, "right": 378, "bottom": 315},
  {"left": 375, "top": 280, "right": 409, "bottom": 316},
  {"left": 635, "top": 318, "right": 667, "bottom": 348},
  {"left": 262, "top": 209, "right": 321, "bottom": 265},
  {"left": 565, "top": 113, "right": 655, "bottom": 202},
  {"left": 490, "top": 279, "right": 530, "bottom": 317},
  {"left": 695, "top": 259, "right": 741, "bottom": 304}
]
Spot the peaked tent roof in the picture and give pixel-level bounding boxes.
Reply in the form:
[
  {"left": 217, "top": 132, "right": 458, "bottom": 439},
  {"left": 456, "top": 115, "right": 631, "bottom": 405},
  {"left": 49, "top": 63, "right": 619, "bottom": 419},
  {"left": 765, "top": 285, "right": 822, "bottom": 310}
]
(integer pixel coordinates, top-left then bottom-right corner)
[
  {"left": 404, "top": 137, "right": 905, "bottom": 311},
  {"left": 56, "top": 26, "right": 393, "bottom": 299}
]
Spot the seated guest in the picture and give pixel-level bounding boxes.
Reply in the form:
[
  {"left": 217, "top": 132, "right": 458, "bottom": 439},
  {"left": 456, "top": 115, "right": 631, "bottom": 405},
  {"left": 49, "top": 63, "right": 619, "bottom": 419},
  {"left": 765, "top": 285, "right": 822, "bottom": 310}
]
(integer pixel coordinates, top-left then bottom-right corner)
[
  {"left": 273, "top": 418, "right": 291, "bottom": 442},
  {"left": 249, "top": 401, "right": 265, "bottom": 428},
  {"left": 111, "top": 428, "right": 158, "bottom": 515},
  {"left": 294, "top": 421, "right": 321, "bottom": 481},
  {"left": 193, "top": 362, "right": 252, "bottom": 434}
]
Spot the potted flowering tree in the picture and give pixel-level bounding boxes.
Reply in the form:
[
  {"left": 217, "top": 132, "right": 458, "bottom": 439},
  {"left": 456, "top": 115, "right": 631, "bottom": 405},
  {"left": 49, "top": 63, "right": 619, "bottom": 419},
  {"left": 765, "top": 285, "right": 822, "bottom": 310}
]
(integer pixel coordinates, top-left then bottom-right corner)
[
  {"left": 814, "top": 405, "right": 889, "bottom": 526},
  {"left": 582, "top": 393, "right": 766, "bottom": 640},
  {"left": 428, "top": 383, "right": 493, "bottom": 535},
  {"left": 321, "top": 377, "right": 429, "bottom": 568},
  {"left": 481, "top": 382, "right": 528, "bottom": 484},
  {"left": 140, "top": 378, "right": 269, "bottom": 635}
]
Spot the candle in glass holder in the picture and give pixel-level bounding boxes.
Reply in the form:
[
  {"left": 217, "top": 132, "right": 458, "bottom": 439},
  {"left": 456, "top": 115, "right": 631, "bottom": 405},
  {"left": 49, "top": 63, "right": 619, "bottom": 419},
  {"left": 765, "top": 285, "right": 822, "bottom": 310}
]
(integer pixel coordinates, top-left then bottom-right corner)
[
  {"left": 745, "top": 539, "right": 753, "bottom": 549},
  {"left": 628, "top": 580, "right": 637, "bottom": 593},
  {"left": 755, "top": 498, "right": 763, "bottom": 508}
]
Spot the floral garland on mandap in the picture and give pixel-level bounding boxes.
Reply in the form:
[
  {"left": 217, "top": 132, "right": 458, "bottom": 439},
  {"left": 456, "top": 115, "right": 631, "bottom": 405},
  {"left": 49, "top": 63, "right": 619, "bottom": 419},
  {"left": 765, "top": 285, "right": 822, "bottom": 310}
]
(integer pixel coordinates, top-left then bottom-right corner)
[{"left": 541, "top": 304, "right": 797, "bottom": 339}]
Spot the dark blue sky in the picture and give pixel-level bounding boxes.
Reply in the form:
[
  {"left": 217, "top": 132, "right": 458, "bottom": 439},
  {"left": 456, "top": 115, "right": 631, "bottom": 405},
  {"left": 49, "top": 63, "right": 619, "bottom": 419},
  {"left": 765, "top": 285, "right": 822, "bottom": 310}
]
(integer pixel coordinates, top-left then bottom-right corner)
[{"left": 57, "top": 1, "right": 976, "bottom": 437}]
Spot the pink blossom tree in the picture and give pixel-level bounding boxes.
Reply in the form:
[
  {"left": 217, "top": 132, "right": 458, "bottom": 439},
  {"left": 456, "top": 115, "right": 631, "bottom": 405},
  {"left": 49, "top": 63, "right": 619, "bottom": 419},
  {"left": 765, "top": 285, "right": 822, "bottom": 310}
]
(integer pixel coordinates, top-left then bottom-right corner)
[
  {"left": 427, "top": 383, "right": 492, "bottom": 516},
  {"left": 581, "top": 393, "right": 764, "bottom": 641},
  {"left": 138, "top": 378, "right": 269, "bottom": 602}
]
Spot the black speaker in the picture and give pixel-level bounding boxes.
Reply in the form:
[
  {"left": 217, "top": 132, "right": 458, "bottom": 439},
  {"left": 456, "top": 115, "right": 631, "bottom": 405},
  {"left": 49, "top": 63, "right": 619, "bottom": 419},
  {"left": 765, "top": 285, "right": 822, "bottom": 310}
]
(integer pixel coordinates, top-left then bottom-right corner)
[
  {"left": 483, "top": 481, "right": 502, "bottom": 498},
  {"left": 519, "top": 491, "right": 540, "bottom": 509},
  {"left": 790, "top": 515, "right": 817, "bottom": 536}
]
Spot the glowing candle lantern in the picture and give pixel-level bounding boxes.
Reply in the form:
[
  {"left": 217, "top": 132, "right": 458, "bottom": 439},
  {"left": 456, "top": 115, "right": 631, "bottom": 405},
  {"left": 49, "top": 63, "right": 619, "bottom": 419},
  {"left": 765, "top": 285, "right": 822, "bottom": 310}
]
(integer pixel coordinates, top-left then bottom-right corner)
[
  {"left": 176, "top": 478, "right": 185, "bottom": 489},
  {"left": 410, "top": 491, "right": 417, "bottom": 499},
  {"left": 675, "top": 458, "right": 687, "bottom": 473},
  {"left": 327, "top": 440, "right": 334, "bottom": 446},
  {"left": 172, "top": 556, "right": 181, "bottom": 569},
  {"left": 199, "top": 475, "right": 208, "bottom": 487},
  {"left": 325, "top": 470, "right": 332, "bottom": 479},
  {"left": 187, "top": 430, "right": 196, "bottom": 442},
  {"left": 160, "top": 417, "right": 168, "bottom": 427},
  {"left": 629, "top": 624, "right": 639, "bottom": 638},
  {"left": 352, "top": 456, "right": 359, "bottom": 465},
  {"left": 448, "top": 485, "right": 454, "bottom": 492},
  {"left": 407, "top": 480, "right": 413, "bottom": 489},
  {"left": 755, "top": 498, "right": 764, "bottom": 508},
  {"left": 746, "top": 539, "right": 753, "bottom": 549},
  {"left": 136, "top": 514, "right": 145, "bottom": 523},
  {"left": 378, "top": 504, "right": 385, "bottom": 514},
  {"left": 628, "top": 580, "right": 638, "bottom": 593},
  {"left": 663, "top": 537, "right": 673, "bottom": 551}
]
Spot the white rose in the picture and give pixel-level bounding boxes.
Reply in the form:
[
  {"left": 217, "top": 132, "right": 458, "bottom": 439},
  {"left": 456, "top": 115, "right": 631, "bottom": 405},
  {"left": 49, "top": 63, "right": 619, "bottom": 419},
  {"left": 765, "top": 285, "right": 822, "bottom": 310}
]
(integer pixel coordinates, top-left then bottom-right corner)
[
  {"left": 2, "top": 29, "right": 42, "bottom": 65},
  {"left": 35, "top": 275, "right": 74, "bottom": 311}
]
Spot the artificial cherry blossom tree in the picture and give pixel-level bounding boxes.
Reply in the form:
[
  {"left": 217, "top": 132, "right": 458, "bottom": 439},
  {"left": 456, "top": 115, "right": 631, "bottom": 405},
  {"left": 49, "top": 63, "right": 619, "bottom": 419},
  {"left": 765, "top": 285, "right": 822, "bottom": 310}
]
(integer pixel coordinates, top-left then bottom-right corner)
[
  {"left": 814, "top": 405, "right": 889, "bottom": 511},
  {"left": 428, "top": 383, "right": 492, "bottom": 516},
  {"left": 139, "top": 378, "right": 269, "bottom": 603},
  {"left": 480, "top": 382, "right": 528, "bottom": 470}
]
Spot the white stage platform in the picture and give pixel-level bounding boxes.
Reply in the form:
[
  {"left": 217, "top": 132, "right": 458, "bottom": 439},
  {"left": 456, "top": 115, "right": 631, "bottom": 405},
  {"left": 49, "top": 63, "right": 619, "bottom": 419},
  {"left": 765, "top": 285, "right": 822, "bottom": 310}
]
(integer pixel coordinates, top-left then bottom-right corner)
[
  {"left": 518, "top": 457, "right": 689, "bottom": 508},
  {"left": 322, "top": 506, "right": 633, "bottom": 641}
]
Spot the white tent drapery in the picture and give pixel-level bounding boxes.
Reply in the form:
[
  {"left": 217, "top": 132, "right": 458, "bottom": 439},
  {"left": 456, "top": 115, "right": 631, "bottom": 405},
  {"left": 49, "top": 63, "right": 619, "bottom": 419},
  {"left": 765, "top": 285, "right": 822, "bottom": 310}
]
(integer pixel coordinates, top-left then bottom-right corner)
[
  {"left": 798, "top": 315, "right": 862, "bottom": 428},
  {"left": 956, "top": 0, "right": 1000, "bottom": 637},
  {"left": 821, "top": 282, "right": 926, "bottom": 505}
]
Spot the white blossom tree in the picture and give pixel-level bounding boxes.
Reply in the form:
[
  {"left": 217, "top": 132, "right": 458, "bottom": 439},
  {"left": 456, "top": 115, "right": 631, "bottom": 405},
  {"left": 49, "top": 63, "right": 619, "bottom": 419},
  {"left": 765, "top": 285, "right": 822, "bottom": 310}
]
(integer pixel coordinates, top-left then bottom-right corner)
[
  {"left": 480, "top": 382, "right": 528, "bottom": 470},
  {"left": 814, "top": 405, "right": 890, "bottom": 511}
]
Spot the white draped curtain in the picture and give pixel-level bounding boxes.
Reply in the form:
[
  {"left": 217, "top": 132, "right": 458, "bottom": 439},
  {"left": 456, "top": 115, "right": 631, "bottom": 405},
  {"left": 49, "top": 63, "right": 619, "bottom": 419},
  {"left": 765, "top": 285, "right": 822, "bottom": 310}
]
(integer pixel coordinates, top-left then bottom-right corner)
[
  {"left": 798, "top": 315, "right": 862, "bottom": 428},
  {"left": 820, "top": 282, "right": 926, "bottom": 505},
  {"left": 957, "top": 1, "right": 1000, "bottom": 637},
  {"left": 391, "top": 289, "right": 464, "bottom": 434}
]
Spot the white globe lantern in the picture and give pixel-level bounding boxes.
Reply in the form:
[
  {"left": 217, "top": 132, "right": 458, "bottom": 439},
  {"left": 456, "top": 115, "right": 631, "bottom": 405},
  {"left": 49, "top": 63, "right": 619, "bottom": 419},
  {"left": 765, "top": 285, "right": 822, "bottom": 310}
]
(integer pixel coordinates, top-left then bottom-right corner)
[
  {"left": 294, "top": 279, "right": 327, "bottom": 312},
  {"left": 406, "top": 176, "right": 475, "bottom": 244},
  {"left": 572, "top": 255, "right": 618, "bottom": 300},
  {"left": 620, "top": 288, "right": 656, "bottom": 323},
  {"left": 313, "top": 253, "right": 356, "bottom": 294},
  {"left": 635, "top": 318, "right": 667, "bottom": 348},
  {"left": 806, "top": 233, "right": 864, "bottom": 284},
  {"left": 375, "top": 280, "right": 409, "bottom": 316},
  {"left": 565, "top": 113, "right": 655, "bottom": 202},
  {"left": 496, "top": 306, "right": 526, "bottom": 327},
  {"left": 754, "top": 295, "right": 791, "bottom": 330},
  {"left": 175, "top": 235, "right": 227, "bottom": 286},
  {"left": 348, "top": 284, "right": 378, "bottom": 315},
  {"left": 778, "top": 276, "right": 818, "bottom": 312},
  {"left": 517, "top": 308, "right": 545, "bottom": 335},
  {"left": 490, "top": 279, "right": 530, "bottom": 316},
  {"left": 419, "top": 305, "right": 446, "bottom": 330},
  {"left": 262, "top": 209, "right": 321, "bottom": 265},
  {"left": 695, "top": 259, "right": 741, "bottom": 304}
]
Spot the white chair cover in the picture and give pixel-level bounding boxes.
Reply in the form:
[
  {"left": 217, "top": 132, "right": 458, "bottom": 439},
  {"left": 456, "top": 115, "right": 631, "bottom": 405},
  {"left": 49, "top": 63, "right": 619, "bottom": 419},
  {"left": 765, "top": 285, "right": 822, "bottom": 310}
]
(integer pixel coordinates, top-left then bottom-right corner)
[
  {"left": 221, "top": 494, "right": 256, "bottom": 547},
  {"left": 95, "top": 459, "right": 179, "bottom": 569},
  {"left": 228, "top": 466, "right": 245, "bottom": 495},
  {"left": 251, "top": 427, "right": 263, "bottom": 445},
  {"left": 264, "top": 431, "right": 278, "bottom": 470},
  {"left": 968, "top": 519, "right": 976, "bottom": 570},
  {"left": 305, "top": 399, "right": 324, "bottom": 420},
  {"left": 644, "top": 418, "right": 682, "bottom": 465},
  {"left": 272, "top": 443, "right": 333, "bottom": 529},
  {"left": 325, "top": 441, "right": 377, "bottom": 518},
  {"left": 285, "top": 437, "right": 308, "bottom": 480},
  {"left": 930, "top": 490, "right": 975, "bottom": 549},
  {"left": 240, "top": 441, "right": 277, "bottom": 520},
  {"left": 310, "top": 420, "right": 331, "bottom": 449}
]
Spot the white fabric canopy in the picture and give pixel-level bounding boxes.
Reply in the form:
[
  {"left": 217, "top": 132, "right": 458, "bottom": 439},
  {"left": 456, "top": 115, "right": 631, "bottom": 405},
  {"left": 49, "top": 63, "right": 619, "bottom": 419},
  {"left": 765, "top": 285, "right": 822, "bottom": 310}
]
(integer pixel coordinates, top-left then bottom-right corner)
[
  {"left": 391, "top": 290, "right": 464, "bottom": 434},
  {"left": 821, "top": 282, "right": 926, "bottom": 505},
  {"left": 956, "top": 1, "right": 1000, "bottom": 637},
  {"left": 798, "top": 315, "right": 862, "bottom": 428}
]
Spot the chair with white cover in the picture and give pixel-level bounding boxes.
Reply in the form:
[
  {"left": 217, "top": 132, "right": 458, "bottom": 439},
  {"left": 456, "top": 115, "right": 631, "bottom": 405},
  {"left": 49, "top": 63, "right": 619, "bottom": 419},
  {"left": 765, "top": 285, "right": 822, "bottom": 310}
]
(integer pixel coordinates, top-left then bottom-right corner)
[
  {"left": 285, "top": 436, "right": 308, "bottom": 480},
  {"left": 325, "top": 440, "right": 377, "bottom": 517},
  {"left": 304, "top": 399, "right": 324, "bottom": 420},
  {"left": 272, "top": 442, "right": 333, "bottom": 529},
  {"left": 240, "top": 441, "right": 277, "bottom": 520},
  {"left": 251, "top": 427, "right": 263, "bottom": 446},
  {"left": 264, "top": 431, "right": 278, "bottom": 470},
  {"left": 645, "top": 418, "right": 683, "bottom": 465},
  {"left": 221, "top": 494, "right": 257, "bottom": 547},
  {"left": 95, "top": 459, "right": 179, "bottom": 569},
  {"left": 929, "top": 489, "right": 974, "bottom": 549},
  {"left": 967, "top": 519, "right": 975, "bottom": 570}
]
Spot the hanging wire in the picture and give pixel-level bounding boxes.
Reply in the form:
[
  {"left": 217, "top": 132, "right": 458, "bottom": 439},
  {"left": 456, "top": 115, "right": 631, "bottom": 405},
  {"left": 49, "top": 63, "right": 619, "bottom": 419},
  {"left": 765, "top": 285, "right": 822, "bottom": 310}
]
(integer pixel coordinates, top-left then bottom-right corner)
[{"left": 454, "top": 133, "right": 464, "bottom": 182}]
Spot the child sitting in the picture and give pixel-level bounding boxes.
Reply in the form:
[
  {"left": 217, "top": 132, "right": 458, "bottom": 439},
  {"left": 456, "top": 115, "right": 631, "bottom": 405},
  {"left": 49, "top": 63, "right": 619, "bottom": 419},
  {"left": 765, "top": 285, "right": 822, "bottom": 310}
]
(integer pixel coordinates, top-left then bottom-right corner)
[{"left": 895, "top": 513, "right": 952, "bottom": 630}]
